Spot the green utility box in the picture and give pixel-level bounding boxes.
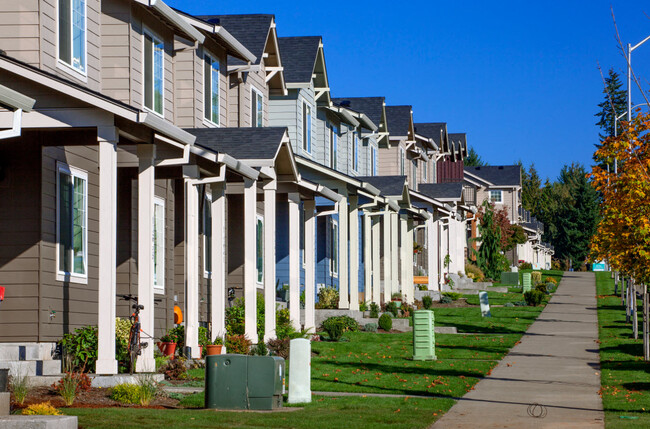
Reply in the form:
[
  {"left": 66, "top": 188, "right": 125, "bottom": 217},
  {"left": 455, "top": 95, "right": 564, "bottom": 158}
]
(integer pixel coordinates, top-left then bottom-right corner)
[
  {"left": 522, "top": 273, "right": 532, "bottom": 293},
  {"left": 412, "top": 310, "right": 437, "bottom": 360},
  {"left": 205, "top": 354, "right": 285, "bottom": 410},
  {"left": 500, "top": 272, "right": 519, "bottom": 286}
]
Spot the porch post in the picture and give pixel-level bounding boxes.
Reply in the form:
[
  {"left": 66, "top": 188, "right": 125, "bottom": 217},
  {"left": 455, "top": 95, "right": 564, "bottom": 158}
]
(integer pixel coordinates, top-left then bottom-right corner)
[
  {"left": 183, "top": 165, "right": 200, "bottom": 359},
  {"left": 382, "top": 212, "right": 392, "bottom": 304},
  {"left": 348, "top": 195, "right": 359, "bottom": 310},
  {"left": 136, "top": 144, "right": 156, "bottom": 372},
  {"left": 371, "top": 216, "right": 381, "bottom": 305},
  {"left": 363, "top": 212, "right": 372, "bottom": 304},
  {"left": 338, "top": 189, "right": 349, "bottom": 309},
  {"left": 263, "top": 181, "right": 277, "bottom": 342},
  {"left": 399, "top": 215, "right": 409, "bottom": 303},
  {"left": 304, "top": 199, "right": 316, "bottom": 332},
  {"left": 390, "top": 212, "right": 399, "bottom": 297},
  {"left": 427, "top": 215, "right": 438, "bottom": 291},
  {"left": 288, "top": 192, "right": 301, "bottom": 330},
  {"left": 210, "top": 182, "right": 226, "bottom": 340},
  {"left": 95, "top": 127, "right": 118, "bottom": 375},
  {"left": 244, "top": 178, "right": 259, "bottom": 344},
  {"left": 404, "top": 218, "right": 414, "bottom": 304}
]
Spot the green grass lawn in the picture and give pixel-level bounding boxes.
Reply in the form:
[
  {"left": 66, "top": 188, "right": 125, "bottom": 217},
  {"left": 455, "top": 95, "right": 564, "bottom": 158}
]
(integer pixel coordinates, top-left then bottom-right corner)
[{"left": 596, "top": 271, "right": 650, "bottom": 428}]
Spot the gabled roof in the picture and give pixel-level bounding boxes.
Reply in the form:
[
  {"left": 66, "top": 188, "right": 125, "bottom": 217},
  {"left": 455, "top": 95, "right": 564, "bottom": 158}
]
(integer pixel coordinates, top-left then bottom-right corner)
[
  {"left": 186, "top": 127, "right": 287, "bottom": 160},
  {"left": 464, "top": 165, "right": 521, "bottom": 187},
  {"left": 331, "top": 97, "right": 384, "bottom": 129},
  {"left": 449, "top": 133, "right": 467, "bottom": 158},
  {"left": 415, "top": 123, "right": 448, "bottom": 152},
  {"left": 385, "top": 106, "right": 413, "bottom": 138},
  {"left": 198, "top": 14, "right": 273, "bottom": 66},
  {"left": 418, "top": 183, "right": 463, "bottom": 201},
  {"left": 277, "top": 36, "right": 322, "bottom": 84},
  {"left": 357, "top": 175, "right": 408, "bottom": 197}
]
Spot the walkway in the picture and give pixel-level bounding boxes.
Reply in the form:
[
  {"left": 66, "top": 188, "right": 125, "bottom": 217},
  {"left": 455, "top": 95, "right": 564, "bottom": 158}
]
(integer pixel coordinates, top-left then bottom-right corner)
[{"left": 432, "top": 272, "right": 604, "bottom": 428}]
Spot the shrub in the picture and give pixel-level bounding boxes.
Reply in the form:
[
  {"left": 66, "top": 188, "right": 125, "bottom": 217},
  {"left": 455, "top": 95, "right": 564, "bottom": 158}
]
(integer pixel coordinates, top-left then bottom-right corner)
[
  {"left": 316, "top": 286, "right": 339, "bottom": 309},
  {"left": 198, "top": 327, "right": 211, "bottom": 354},
  {"left": 110, "top": 383, "right": 141, "bottom": 404},
  {"left": 115, "top": 318, "right": 132, "bottom": 372},
  {"left": 519, "top": 262, "right": 533, "bottom": 270},
  {"left": 416, "top": 284, "right": 428, "bottom": 291},
  {"left": 339, "top": 316, "right": 360, "bottom": 332},
  {"left": 168, "top": 325, "right": 185, "bottom": 347},
  {"left": 391, "top": 292, "right": 402, "bottom": 300},
  {"left": 465, "top": 263, "right": 485, "bottom": 282},
  {"left": 22, "top": 402, "right": 61, "bottom": 416},
  {"left": 386, "top": 301, "right": 399, "bottom": 317},
  {"left": 51, "top": 372, "right": 90, "bottom": 406},
  {"left": 399, "top": 303, "right": 413, "bottom": 318},
  {"left": 440, "top": 296, "right": 453, "bottom": 304},
  {"left": 524, "top": 290, "right": 545, "bottom": 306},
  {"left": 267, "top": 337, "right": 290, "bottom": 360},
  {"left": 422, "top": 295, "right": 433, "bottom": 309},
  {"left": 551, "top": 259, "right": 562, "bottom": 270},
  {"left": 504, "top": 302, "right": 515, "bottom": 307},
  {"left": 226, "top": 334, "right": 252, "bottom": 354},
  {"left": 59, "top": 326, "right": 98, "bottom": 372},
  {"left": 137, "top": 374, "right": 159, "bottom": 406},
  {"left": 364, "top": 323, "right": 378, "bottom": 333},
  {"left": 535, "top": 284, "right": 547, "bottom": 294},
  {"left": 160, "top": 357, "right": 187, "bottom": 380},
  {"left": 547, "top": 284, "right": 557, "bottom": 294},
  {"left": 9, "top": 372, "right": 29, "bottom": 405},
  {"left": 545, "top": 277, "right": 558, "bottom": 285},
  {"left": 369, "top": 302, "right": 380, "bottom": 318},
  {"left": 514, "top": 301, "right": 527, "bottom": 306},
  {"left": 531, "top": 271, "right": 542, "bottom": 285},
  {"left": 378, "top": 314, "right": 393, "bottom": 331},
  {"left": 275, "top": 308, "right": 294, "bottom": 340},
  {"left": 442, "top": 292, "right": 462, "bottom": 301},
  {"left": 225, "top": 292, "right": 266, "bottom": 339},
  {"left": 250, "top": 341, "right": 268, "bottom": 356},
  {"left": 322, "top": 317, "right": 346, "bottom": 341}
]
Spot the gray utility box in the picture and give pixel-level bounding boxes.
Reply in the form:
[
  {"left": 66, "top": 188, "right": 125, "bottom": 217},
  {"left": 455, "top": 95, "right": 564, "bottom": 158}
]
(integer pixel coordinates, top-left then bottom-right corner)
[
  {"left": 205, "top": 354, "right": 285, "bottom": 410},
  {"left": 500, "top": 272, "right": 519, "bottom": 286}
]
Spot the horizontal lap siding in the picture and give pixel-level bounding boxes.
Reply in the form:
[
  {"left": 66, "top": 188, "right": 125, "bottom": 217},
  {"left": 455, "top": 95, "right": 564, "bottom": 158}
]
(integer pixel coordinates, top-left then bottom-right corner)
[
  {"left": 246, "top": 65, "right": 269, "bottom": 128},
  {"left": 0, "top": 0, "right": 40, "bottom": 67},
  {"left": 101, "top": 0, "right": 131, "bottom": 103},
  {"left": 378, "top": 143, "right": 401, "bottom": 176},
  {"left": 0, "top": 134, "right": 41, "bottom": 342},
  {"left": 268, "top": 93, "right": 298, "bottom": 151}
]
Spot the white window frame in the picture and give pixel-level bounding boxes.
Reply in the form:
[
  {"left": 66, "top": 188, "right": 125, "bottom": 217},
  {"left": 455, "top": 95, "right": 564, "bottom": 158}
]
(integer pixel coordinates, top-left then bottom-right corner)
[
  {"left": 330, "top": 124, "right": 338, "bottom": 170},
  {"left": 399, "top": 147, "right": 405, "bottom": 176},
  {"left": 56, "top": 162, "right": 88, "bottom": 284},
  {"left": 256, "top": 214, "right": 264, "bottom": 284},
  {"left": 302, "top": 100, "right": 312, "bottom": 155},
  {"left": 251, "top": 86, "right": 264, "bottom": 127},
  {"left": 142, "top": 27, "right": 164, "bottom": 117},
  {"left": 203, "top": 193, "right": 212, "bottom": 279},
  {"left": 203, "top": 52, "right": 220, "bottom": 127},
  {"left": 352, "top": 132, "right": 359, "bottom": 172},
  {"left": 330, "top": 218, "right": 339, "bottom": 277},
  {"left": 56, "top": 0, "right": 87, "bottom": 79},
  {"left": 490, "top": 190, "right": 503, "bottom": 204},
  {"left": 153, "top": 197, "right": 165, "bottom": 294}
]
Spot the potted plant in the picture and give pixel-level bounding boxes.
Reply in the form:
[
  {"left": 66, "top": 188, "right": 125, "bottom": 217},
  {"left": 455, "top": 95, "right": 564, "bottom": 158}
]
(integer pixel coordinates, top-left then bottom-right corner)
[
  {"left": 206, "top": 337, "right": 224, "bottom": 356},
  {"left": 391, "top": 292, "right": 403, "bottom": 308},
  {"left": 159, "top": 334, "right": 177, "bottom": 357}
]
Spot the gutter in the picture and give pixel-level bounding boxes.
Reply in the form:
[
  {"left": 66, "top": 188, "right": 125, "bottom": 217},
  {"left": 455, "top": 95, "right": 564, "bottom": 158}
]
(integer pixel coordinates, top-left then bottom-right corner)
[{"left": 135, "top": 0, "right": 205, "bottom": 44}]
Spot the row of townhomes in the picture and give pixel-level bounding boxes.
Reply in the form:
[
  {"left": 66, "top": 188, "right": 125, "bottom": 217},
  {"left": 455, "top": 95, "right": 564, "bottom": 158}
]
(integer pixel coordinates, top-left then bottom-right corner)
[{"left": 0, "top": 0, "right": 553, "bottom": 374}]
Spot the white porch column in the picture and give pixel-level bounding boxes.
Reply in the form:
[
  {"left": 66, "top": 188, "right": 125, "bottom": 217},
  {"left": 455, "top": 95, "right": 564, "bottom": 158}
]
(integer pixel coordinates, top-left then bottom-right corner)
[
  {"left": 244, "top": 178, "right": 259, "bottom": 344},
  {"left": 96, "top": 127, "right": 118, "bottom": 375},
  {"left": 390, "top": 212, "right": 399, "bottom": 296},
  {"left": 135, "top": 144, "right": 156, "bottom": 372},
  {"left": 399, "top": 215, "right": 410, "bottom": 303},
  {"left": 183, "top": 165, "right": 200, "bottom": 359},
  {"left": 288, "top": 192, "right": 301, "bottom": 330},
  {"left": 371, "top": 216, "right": 381, "bottom": 305},
  {"left": 304, "top": 199, "right": 316, "bottom": 332},
  {"left": 427, "top": 216, "right": 439, "bottom": 292},
  {"left": 363, "top": 213, "right": 372, "bottom": 304},
  {"left": 404, "top": 218, "right": 414, "bottom": 304},
  {"left": 382, "top": 212, "right": 392, "bottom": 304},
  {"left": 338, "top": 189, "right": 349, "bottom": 309},
  {"left": 263, "top": 181, "right": 277, "bottom": 342},
  {"left": 348, "top": 195, "right": 359, "bottom": 311},
  {"left": 210, "top": 183, "right": 226, "bottom": 340}
]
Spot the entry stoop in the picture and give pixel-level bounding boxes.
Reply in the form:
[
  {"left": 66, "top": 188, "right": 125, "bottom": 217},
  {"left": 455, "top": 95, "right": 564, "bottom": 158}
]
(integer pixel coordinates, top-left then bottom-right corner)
[{"left": 0, "top": 343, "right": 61, "bottom": 377}]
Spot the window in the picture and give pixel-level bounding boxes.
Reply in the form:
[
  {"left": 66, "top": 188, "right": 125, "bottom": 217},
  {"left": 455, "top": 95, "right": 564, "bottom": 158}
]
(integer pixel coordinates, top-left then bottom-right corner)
[
  {"left": 153, "top": 197, "right": 165, "bottom": 293},
  {"left": 58, "top": 0, "right": 86, "bottom": 74},
  {"left": 302, "top": 101, "right": 312, "bottom": 153},
  {"left": 353, "top": 133, "right": 359, "bottom": 172},
  {"left": 330, "top": 218, "right": 338, "bottom": 277},
  {"left": 399, "top": 147, "right": 405, "bottom": 175},
  {"left": 330, "top": 124, "right": 338, "bottom": 169},
  {"left": 423, "top": 160, "right": 428, "bottom": 183},
  {"left": 204, "top": 54, "right": 220, "bottom": 125},
  {"left": 412, "top": 160, "right": 417, "bottom": 189},
  {"left": 490, "top": 190, "right": 503, "bottom": 203},
  {"left": 57, "top": 163, "right": 87, "bottom": 281},
  {"left": 203, "top": 193, "right": 212, "bottom": 278},
  {"left": 251, "top": 87, "right": 263, "bottom": 127},
  {"left": 256, "top": 215, "right": 264, "bottom": 284},
  {"left": 371, "top": 146, "right": 377, "bottom": 175},
  {"left": 143, "top": 29, "right": 164, "bottom": 115}
]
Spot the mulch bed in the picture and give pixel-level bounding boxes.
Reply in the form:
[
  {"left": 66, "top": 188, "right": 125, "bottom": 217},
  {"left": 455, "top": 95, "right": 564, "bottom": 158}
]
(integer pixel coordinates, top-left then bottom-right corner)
[{"left": 429, "top": 298, "right": 475, "bottom": 308}]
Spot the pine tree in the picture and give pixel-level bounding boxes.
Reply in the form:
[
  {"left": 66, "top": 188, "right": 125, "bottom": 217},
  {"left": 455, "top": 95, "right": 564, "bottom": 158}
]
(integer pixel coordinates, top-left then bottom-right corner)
[
  {"left": 476, "top": 201, "right": 508, "bottom": 279},
  {"left": 594, "top": 69, "right": 626, "bottom": 165},
  {"left": 521, "top": 163, "right": 542, "bottom": 215},
  {"left": 464, "top": 146, "right": 487, "bottom": 167}
]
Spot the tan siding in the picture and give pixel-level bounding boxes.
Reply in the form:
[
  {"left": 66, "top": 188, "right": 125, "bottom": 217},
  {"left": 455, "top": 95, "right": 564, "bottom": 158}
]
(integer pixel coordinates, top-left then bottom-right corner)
[
  {"left": 101, "top": 0, "right": 131, "bottom": 103},
  {"left": 0, "top": 1, "right": 40, "bottom": 67}
]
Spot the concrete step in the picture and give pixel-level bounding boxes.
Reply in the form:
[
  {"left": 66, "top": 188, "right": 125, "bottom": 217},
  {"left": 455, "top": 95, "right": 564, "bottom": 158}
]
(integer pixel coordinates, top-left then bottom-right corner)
[
  {"left": 0, "top": 359, "right": 61, "bottom": 377},
  {"left": 0, "top": 416, "right": 78, "bottom": 429},
  {"left": 0, "top": 343, "right": 57, "bottom": 361}
]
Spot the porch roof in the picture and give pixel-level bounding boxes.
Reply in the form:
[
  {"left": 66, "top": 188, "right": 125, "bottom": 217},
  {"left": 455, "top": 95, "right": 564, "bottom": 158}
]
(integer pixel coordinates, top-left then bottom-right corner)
[
  {"left": 464, "top": 165, "right": 521, "bottom": 187},
  {"left": 198, "top": 14, "right": 272, "bottom": 66},
  {"left": 418, "top": 182, "right": 463, "bottom": 202}
]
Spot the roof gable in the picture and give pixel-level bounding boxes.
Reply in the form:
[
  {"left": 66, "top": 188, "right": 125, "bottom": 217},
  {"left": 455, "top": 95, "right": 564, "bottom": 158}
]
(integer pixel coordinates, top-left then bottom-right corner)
[
  {"left": 464, "top": 165, "right": 521, "bottom": 187},
  {"left": 385, "top": 105, "right": 414, "bottom": 140},
  {"left": 199, "top": 14, "right": 272, "bottom": 66},
  {"left": 415, "top": 122, "right": 449, "bottom": 152}
]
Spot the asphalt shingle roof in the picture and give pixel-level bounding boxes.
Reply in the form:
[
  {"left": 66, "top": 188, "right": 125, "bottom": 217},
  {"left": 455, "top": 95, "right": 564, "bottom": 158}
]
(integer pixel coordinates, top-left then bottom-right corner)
[
  {"left": 357, "top": 175, "right": 407, "bottom": 197},
  {"left": 464, "top": 165, "right": 521, "bottom": 187},
  {"left": 418, "top": 183, "right": 463, "bottom": 200},
  {"left": 331, "top": 97, "right": 385, "bottom": 128},
  {"left": 277, "top": 36, "right": 321, "bottom": 84},
  {"left": 414, "top": 123, "right": 447, "bottom": 148},
  {"left": 385, "top": 106, "right": 412, "bottom": 137},
  {"left": 185, "top": 127, "right": 286, "bottom": 160},
  {"left": 197, "top": 14, "right": 273, "bottom": 66}
]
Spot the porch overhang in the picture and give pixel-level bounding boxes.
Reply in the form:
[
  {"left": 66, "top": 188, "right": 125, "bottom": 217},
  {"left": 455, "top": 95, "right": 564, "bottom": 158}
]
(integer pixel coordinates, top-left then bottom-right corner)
[{"left": 134, "top": 0, "right": 205, "bottom": 44}]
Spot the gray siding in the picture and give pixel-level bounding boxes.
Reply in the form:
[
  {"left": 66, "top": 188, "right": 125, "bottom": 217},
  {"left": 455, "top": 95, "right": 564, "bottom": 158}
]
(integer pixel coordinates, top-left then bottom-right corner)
[{"left": 0, "top": 0, "right": 41, "bottom": 66}]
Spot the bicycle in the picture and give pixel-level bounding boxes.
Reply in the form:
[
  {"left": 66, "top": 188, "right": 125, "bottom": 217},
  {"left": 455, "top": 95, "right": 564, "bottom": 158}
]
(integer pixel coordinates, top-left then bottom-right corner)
[{"left": 118, "top": 294, "right": 149, "bottom": 374}]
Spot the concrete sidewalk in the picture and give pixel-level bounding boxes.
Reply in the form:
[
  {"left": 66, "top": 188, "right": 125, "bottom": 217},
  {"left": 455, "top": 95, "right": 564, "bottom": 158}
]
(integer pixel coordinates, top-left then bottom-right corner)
[{"left": 432, "top": 272, "right": 604, "bottom": 428}]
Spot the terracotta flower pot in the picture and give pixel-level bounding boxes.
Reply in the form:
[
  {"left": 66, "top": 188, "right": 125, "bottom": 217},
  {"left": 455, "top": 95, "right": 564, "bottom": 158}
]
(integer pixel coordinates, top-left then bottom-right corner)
[
  {"left": 206, "top": 344, "right": 223, "bottom": 356},
  {"left": 156, "top": 342, "right": 164, "bottom": 353},
  {"left": 161, "top": 342, "right": 177, "bottom": 357}
]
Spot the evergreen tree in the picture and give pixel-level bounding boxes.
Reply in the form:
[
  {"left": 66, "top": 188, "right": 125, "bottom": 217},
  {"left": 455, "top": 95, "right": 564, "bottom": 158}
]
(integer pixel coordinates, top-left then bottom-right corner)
[
  {"left": 520, "top": 163, "right": 542, "bottom": 215},
  {"left": 476, "top": 201, "right": 508, "bottom": 279},
  {"left": 594, "top": 68, "right": 626, "bottom": 165},
  {"left": 464, "top": 146, "right": 487, "bottom": 167}
]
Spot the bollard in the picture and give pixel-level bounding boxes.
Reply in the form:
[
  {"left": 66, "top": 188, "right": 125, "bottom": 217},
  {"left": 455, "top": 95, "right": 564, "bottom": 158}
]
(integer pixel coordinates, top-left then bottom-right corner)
[
  {"left": 479, "top": 291, "right": 491, "bottom": 317},
  {"left": 288, "top": 338, "right": 311, "bottom": 404}
]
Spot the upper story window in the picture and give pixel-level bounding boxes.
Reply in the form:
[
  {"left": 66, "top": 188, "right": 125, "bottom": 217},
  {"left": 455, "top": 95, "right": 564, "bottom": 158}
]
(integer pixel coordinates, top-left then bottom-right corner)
[
  {"left": 204, "top": 54, "right": 220, "bottom": 126},
  {"left": 330, "top": 124, "right": 338, "bottom": 170},
  {"left": 423, "top": 160, "right": 428, "bottom": 183},
  {"left": 143, "top": 29, "right": 164, "bottom": 116},
  {"left": 399, "top": 147, "right": 405, "bottom": 175},
  {"left": 153, "top": 197, "right": 165, "bottom": 294},
  {"left": 58, "top": 0, "right": 86, "bottom": 74},
  {"left": 57, "top": 163, "right": 87, "bottom": 283},
  {"left": 371, "top": 146, "right": 377, "bottom": 175},
  {"left": 490, "top": 190, "right": 503, "bottom": 203},
  {"left": 352, "top": 133, "right": 359, "bottom": 172},
  {"left": 251, "top": 87, "right": 263, "bottom": 127},
  {"left": 302, "top": 101, "right": 312, "bottom": 154}
]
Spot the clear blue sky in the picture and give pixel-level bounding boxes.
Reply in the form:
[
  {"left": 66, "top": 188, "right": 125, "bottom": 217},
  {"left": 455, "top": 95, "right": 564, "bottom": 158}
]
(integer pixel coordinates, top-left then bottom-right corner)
[{"left": 168, "top": 0, "right": 650, "bottom": 182}]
